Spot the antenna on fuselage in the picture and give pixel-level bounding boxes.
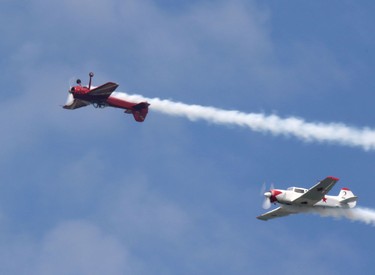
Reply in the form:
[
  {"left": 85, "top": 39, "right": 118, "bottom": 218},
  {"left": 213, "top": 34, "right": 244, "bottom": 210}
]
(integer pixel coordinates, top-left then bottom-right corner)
[{"left": 88, "top": 72, "right": 94, "bottom": 90}]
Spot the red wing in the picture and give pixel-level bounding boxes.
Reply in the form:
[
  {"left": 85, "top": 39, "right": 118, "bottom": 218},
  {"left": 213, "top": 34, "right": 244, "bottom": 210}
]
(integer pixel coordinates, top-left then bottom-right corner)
[
  {"left": 74, "top": 82, "right": 119, "bottom": 103},
  {"left": 89, "top": 82, "right": 119, "bottom": 97}
]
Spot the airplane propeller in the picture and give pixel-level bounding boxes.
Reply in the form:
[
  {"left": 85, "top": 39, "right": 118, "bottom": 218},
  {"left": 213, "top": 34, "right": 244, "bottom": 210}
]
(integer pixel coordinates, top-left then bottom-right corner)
[
  {"left": 65, "top": 93, "right": 74, "bottom": 106},
  {"left": 65, "top": 78, "right": 76, "bottom": 106},
  {"left": 261, "top": 183, "right": 275, "bottom": 210},
  {"left": 262, "top": 195, "right": 271, "bottom": 209},
  {"left": 260, "top": 182, "right": 266, "bottom": 196}
]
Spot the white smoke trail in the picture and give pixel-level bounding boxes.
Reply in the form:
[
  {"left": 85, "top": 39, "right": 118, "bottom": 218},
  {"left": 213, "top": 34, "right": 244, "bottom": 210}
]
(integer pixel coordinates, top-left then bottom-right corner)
[
  {"left": 112, "top": 92, "right": 375, "bottom": 151},
  {"left": 311, "top": 207, "right": 375, "bottom": 226},
  {"left": 113, "top": 93, "right": 375, "bottom": 225}
]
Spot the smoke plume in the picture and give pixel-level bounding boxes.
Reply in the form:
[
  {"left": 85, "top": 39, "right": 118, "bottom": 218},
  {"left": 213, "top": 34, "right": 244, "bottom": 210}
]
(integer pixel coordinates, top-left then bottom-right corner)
[
  {"left": 311, "top": 207, "right": 375, "bottom": 226},
  {"left": 113, "top": 92, "right": 375, "bottom": 151}
]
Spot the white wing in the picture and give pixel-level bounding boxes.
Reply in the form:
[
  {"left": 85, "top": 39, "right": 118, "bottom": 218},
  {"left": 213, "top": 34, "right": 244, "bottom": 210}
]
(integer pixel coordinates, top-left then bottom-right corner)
[
  {"left": 257, "top": 207, "right": 296, "bottom": 221},
  {"left": 292, "top": 176, "right": 339, "bottom": 206}
]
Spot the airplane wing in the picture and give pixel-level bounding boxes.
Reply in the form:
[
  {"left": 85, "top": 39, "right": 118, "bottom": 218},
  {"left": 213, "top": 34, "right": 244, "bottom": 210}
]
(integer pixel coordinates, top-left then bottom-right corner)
[
  {"left": 257, "top": 207, "right": 296, "bottom": 221},
  {"left": 63, "top": 94, "right": 90, "bottom": 110},
  {"left": 88, "top": 82, "right": 119, "bottom": 98},
  {"left": 292, "top": 176, "right": 339, "bottom": 206},
  {"left": 74, "top": 82, "right": 119, "bottom": 103},
  {"left": 63, "top": 99, "right": 90, "bottom": 110}
]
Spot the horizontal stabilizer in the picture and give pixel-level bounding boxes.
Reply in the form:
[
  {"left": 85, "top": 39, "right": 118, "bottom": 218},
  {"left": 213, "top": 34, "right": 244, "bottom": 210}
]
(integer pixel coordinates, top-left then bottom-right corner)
[
  {"left": 338, "top": 188, "right": 357, "bottom": 208},
  {"left": 130, "top": 102, "right": 150, "bottom": 122},
  {"left": 340, "top": 196, "right": 358, "bottom": 204},
  {"left": 133, "top": 102, "right": 150, "bottom": 111}
]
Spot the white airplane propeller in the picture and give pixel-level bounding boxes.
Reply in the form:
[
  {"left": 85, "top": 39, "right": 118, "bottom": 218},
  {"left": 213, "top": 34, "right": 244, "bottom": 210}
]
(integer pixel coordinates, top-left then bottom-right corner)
[
  {"left": 261, "top": 183, "right": 275, "bottom": 209},
  {"left": 262, "top": 195, "right": 272, "bottom": 209}
]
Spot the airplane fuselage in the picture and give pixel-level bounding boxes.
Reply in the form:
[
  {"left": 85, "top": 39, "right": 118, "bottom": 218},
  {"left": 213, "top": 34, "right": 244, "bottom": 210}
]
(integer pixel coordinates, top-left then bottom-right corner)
[{"left": 272, "top": 186, "right": 355, "bottom": 209}]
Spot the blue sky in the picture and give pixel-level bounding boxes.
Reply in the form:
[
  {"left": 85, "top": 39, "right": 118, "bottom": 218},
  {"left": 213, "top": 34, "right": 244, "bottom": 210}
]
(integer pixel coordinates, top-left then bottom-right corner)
[{"left": 2, "top": 0, "right": 375, "bottom": 274}]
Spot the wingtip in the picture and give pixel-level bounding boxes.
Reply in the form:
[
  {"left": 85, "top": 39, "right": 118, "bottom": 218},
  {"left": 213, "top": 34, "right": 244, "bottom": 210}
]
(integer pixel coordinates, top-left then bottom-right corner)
[
  {"left": 256, "top": 216, "right": 267, "bottom": 221},
  {"left": 328, "top": 176, "right": 340, "bottom": 181}
]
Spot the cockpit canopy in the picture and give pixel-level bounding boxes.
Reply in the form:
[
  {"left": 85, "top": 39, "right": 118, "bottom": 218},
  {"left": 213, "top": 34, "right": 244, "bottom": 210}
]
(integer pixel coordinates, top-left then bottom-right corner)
[{"left": 287, "top": 187, "right": 308, "bottom": 194}]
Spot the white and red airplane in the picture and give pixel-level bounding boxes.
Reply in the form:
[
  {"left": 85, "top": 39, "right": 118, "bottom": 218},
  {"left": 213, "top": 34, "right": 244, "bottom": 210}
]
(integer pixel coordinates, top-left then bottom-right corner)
[
  {"left": 63, "top": 72, "right": 150, "bottom": 122},
  {"left": 257, "top": 176, "right": 357, "bottom": 221}
]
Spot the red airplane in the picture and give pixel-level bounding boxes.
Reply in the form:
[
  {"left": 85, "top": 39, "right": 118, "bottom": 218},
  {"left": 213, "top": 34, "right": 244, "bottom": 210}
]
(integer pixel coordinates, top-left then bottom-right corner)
[{"left": 63, "top": 72, "right": 150, "bottom": 122}]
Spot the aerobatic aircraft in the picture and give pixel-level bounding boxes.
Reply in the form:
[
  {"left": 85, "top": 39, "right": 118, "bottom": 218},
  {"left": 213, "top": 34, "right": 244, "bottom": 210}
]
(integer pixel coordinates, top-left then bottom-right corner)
[
  {"left": 63, "top": 72, "right": 150, "bottom": 122},
  {"left": 257, "top": 176, "right": 357, "bottom": 221}
]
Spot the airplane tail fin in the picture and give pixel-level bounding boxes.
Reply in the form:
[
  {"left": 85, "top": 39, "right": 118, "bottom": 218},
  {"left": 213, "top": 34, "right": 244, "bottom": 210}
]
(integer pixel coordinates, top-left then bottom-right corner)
[
  {"left": 131, "top": 102, "right": 150, "bottom": 122},
  {"left": 338, "top": 188, "right": 357, "bottom": 208}
]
